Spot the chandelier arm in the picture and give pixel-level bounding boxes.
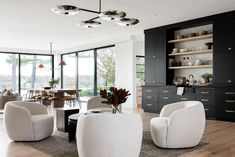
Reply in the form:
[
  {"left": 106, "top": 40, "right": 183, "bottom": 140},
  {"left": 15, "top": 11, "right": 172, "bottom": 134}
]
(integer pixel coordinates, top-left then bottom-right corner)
[
  {"left": 79, "top": 8, "right": 100, "bottom": 14},
  {"left": 88, "top": 16, "right": 100, "bottom": 21}
]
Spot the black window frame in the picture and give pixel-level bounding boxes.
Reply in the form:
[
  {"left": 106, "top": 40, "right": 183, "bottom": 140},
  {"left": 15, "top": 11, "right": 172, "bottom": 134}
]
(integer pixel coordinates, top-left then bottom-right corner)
[
  {"left": 0, "top": 51, "right": 54, "bottom": 94},
  {"left": 61, "top": 45, "right": 115, "bottom": 96}
]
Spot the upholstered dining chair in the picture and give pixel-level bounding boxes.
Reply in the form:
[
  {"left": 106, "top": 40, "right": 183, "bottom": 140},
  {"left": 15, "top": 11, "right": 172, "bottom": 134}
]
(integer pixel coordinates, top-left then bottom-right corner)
[
  {"left": 76, "top": 113, "right": 143, "bottom": 157},
  {"left": 3, "top": 101, "right": 54, "bottom": 141},
  {"left": 150, "top": 101, "right": 205, "bottom": 148},
  {"left": 86, "top": 96, "right": 112, "bottom": 112}
]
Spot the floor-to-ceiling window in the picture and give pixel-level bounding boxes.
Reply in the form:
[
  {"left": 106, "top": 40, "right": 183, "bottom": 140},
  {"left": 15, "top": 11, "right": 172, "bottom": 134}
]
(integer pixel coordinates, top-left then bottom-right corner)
[
  {"left": 63, "top": 53, "right": 77, "bottom": 89},
  {"left": 97, "top": 47, "right": 115, "bottom": 92},
  {"left": 0, "top": 53, "right": 19, "bottom": 92},
  {"left": 20, "top": 54, "right": 53, "bottom": 95},
  {"left": 78, "top": 50, "right": 95, "bottom": 97},
  {"left": 61, "top": 45, "right": 115, "bottom": 100},
  {"left": 0, "top": 52, "right": 53, "bottom": 95}
]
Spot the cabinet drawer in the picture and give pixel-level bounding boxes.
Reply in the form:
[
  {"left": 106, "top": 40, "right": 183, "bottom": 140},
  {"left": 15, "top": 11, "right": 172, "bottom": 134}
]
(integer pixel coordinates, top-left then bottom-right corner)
[
  {"left": 142, "top": 88, "right": 157, "bottom": 94},
  {"left": 196, "top": 88, "right": 215, "bottom": 95},
  {"left": 175, "top": 94, "right": 194, "bottom": 102},
  {"left": 159, "top": 95, "right": 175, "bottom": 110},
  {"left": 196, "top": 95, "right": 215, "bottom": 104},
  {"left": 159, "top": 87, "right": 176, "bottom": 95},
  {"left": 142, "top": 100, "right": 158, "bottom": 113},
  {"left": 142, "top": 92, "right": 157, "bottom": 101}
]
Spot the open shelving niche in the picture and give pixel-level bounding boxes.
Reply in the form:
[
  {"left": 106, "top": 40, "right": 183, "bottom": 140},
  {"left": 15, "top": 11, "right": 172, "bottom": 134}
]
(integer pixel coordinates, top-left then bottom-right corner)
[{"left": 167, "top": 24, "right": 213, "bottom": 85}]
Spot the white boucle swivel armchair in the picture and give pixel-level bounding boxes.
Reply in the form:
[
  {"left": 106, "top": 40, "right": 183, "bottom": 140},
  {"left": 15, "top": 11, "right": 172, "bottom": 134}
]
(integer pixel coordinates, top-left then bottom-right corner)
[
  {"left": 3, "top": 101, "right": 54, "bottom": 141},
  {"left": 76, "top": 113, "right": 143, "bottom": 157},
  {"left": 150, "top": 101, "right": 205, "bottom": 148}
]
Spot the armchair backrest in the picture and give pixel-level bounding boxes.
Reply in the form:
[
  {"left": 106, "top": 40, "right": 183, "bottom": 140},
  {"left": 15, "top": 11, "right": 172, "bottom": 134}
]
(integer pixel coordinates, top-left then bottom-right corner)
[
  {"left": 87, "top": 96, "right": 112, "bottom": 110},
  {"left": 5, "top": 101, "right": 47, "bottom": 115},
  {"left": 166, "top": 101, "right": 205, "bottom": 147}
]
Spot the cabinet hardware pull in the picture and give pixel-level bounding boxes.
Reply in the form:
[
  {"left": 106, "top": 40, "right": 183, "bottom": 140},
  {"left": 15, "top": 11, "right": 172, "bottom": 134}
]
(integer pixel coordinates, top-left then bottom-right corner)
[
  {"left": 201, "top": 91, "right": 209, "bottom": 94},
  {"left": 225, "top": 110, "right": 235, "bottom": 113},
  {"left": 204, "top": 108, "right": 209, "bottom": 111},
  {"left": 147, "top": 90, "right": 152, "bottom": 92},
  {"left": 225, "top": 100, "right": 235, "bottom": 103},
  {"left": 180, "top": 98, "right": 188, "bottom": 100},
  {"left": 228, "top": 80, "right": 232, "bottom": 83},
  {"left": 201, "top": 99, "right": 209, "bottom": 102},
  {"left": 147, "top": 104, "right": 152, "bottom": 106},
  {"left": 163, "top": 97, "right": 169, "bottom": 100},
  {"left": 225, "top": 92, "right": 235, "bottom": 95},
  {"left": 147, "top": 96, "right": 153, "bottom": 99},
  {"left": 228, "top": 47, "right": 232, "bottom": 51},
  {"left": 163, "top": 90, "right": 169, "bottom": 93}
]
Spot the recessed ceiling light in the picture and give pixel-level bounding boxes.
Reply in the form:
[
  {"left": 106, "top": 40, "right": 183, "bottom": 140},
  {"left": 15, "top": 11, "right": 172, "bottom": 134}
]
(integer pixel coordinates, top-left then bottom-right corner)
[
  {"left": 77, "top": 20, "right": 101, "bottom": 28},
  {"left": 116, "top": 18, "right": 139, "bottom": 26},
  {"left": 51, "top": 5, "right": 79, "bottom": 16}
]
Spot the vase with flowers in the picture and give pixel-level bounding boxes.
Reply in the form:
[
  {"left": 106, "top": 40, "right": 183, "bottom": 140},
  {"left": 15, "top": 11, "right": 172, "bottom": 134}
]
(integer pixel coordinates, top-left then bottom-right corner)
[
  {"left": 100, "top": 87, "right": 131, "bottom": 114},
  {"left": 48, "top": 78, "right": 60, "bottom": 89}
]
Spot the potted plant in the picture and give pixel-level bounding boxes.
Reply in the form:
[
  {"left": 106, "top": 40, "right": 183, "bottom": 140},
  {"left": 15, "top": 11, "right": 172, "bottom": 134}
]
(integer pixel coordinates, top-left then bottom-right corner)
[
  {"left": 100, "top": 87, "right": 131, "bottom": 113},
  {"left": 200, "top": 73, "right": 213, "bottom": 85},
  {"left": 48, "top": 78, "right": 60, "bottom": 89}
]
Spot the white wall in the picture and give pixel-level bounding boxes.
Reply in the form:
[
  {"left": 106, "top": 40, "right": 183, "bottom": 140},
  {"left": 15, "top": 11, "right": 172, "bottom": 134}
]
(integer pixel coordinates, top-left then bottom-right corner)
[{"left": 115, "top": 40, "right": 136, "bottom": 109}]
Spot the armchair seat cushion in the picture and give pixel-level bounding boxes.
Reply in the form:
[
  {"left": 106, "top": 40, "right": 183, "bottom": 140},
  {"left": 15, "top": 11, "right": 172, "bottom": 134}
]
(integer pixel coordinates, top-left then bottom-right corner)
[{"left": 31, "top": 115, "right": 54, "bottom": 140}]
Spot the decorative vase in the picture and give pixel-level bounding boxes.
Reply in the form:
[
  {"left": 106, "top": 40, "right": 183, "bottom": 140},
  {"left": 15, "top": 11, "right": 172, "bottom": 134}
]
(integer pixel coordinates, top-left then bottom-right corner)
[{"left": 112, "top": 105, "right": 121, "bottom": 114}]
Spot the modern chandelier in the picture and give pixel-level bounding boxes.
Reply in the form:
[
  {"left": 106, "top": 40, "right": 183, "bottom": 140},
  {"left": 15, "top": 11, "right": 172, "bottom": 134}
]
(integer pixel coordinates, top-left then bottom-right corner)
[{"left": 51, "top": 0, "right": 139, "bottom": 28}]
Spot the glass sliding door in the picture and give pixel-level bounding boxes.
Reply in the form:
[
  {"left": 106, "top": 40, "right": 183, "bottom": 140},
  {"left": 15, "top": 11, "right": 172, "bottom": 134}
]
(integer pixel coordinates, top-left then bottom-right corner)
[
  {"left": 20, "top": 55, "right": 52, "bottom": 95},
  {"left": 62, "top": 53, "right": 77, "bottom": 89},
  {"left": 96, "top": 47, "right": 115, "bottom": 93},
  {"left": 0, "top": 53, "right": 19, "bottom": 93},
  {"left": 78, "top": 50, "right": 94, "bottom": 99}
]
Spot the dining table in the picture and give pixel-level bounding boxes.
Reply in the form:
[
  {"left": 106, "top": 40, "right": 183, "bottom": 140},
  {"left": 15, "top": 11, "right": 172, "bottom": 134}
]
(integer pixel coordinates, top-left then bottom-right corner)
[{"left": 50, "top": 89, "right": 81, "bottom": 107}]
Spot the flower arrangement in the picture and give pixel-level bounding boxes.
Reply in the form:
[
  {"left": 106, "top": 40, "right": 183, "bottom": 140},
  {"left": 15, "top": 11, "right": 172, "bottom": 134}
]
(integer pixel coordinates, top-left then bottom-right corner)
[
  {"left": 49, "top": 78, "right": 60, "bottom": 89},
  {"left": 100, "top": 87, "right": 131, "bottom": 113}
]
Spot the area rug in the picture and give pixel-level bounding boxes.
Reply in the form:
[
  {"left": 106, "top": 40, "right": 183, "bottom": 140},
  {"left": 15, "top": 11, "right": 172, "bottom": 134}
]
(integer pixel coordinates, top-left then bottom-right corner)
[{"left": 23, "top": 131, "right": 206, "bottom": 157}]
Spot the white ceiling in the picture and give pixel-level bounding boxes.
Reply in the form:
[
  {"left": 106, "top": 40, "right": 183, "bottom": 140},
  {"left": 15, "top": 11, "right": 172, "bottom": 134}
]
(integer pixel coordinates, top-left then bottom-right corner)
[{"left": 0, "top": 0, "right": 234, "bottom": 54}]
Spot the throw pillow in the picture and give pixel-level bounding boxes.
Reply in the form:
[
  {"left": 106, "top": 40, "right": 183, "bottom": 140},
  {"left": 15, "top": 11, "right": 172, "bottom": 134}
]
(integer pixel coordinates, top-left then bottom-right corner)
[
  {"left": 3, "top": 90, "right": 13, "bottom": 96},
  {"left": 1, "top": 88, "right": 7, "bottom": 96}
]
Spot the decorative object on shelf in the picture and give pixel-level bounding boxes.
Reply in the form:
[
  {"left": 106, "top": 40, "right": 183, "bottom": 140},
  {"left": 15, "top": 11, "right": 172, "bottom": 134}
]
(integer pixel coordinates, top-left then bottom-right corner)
[
  {"left": 169, "top": 58, "right": 175, "bottom": 67},
  {"left": 172, "top": 48, "right": 179, "bottom": 53},
  {"left": 173, "top": 77, "right": 186, "bottom": 85},
  {"left": 100, "top": 87, "right": 130, "bottom": 114},
  {"left": 49, "top": 78, "right": 60, "bottom": 89},
  {"left": 188, "top": 32, "right": 196, "bottom": 37},
  {"left": 205, "top": 42, "right": 213, "bottom": 49},
  {"left": 198, "top": 30, "right": 208, "bottom": 36},
  {"left": 195, "top": 59, "right": 203, "bottom": 66},
  {"left": 51, "top": 0, "right": 139, "bottom": 28},
  {"left": 180, "top": 48, "right": 189, "bottom": 53},
  {"left": 200, "top": 73, "right": 213, "bottom": 85},
  {"left": 176, "top": 34, "right": 184, "bottom": 39}
]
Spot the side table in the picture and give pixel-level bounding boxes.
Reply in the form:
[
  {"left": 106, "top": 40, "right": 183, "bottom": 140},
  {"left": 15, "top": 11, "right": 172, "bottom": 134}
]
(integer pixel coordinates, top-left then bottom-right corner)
[{"left": 56, "top": 108, "right": 79, "bottom": 132}]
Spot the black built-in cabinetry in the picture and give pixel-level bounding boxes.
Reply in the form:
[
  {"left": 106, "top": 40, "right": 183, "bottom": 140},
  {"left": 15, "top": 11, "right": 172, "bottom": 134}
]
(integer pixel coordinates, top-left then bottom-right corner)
[
  {"left": 143, "top": 11, "right": 235, "bottom": 121},
  {"left": 145, "top": 29, "right": 166, "bottom": 86},
  {"left": 214, "top": 12, "right": 235, "bottom": 86}
]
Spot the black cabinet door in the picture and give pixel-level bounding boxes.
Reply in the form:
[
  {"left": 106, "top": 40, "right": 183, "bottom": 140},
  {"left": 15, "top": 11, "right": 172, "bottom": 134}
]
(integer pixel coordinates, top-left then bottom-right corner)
[
  {"left": 145, "top": 30, "right": 166, "bottom": 86},
  {"left": 213, "top": 13, "right": 235, "bottom": 85}
]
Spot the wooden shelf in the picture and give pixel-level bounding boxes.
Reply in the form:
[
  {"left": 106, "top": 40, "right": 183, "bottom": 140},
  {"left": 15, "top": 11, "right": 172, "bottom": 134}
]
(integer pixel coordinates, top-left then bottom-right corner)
[
  {"left": 168, "top": 64, "right": 213, "bottom": 69},
  {"left": 168, "top": 49, "right": 213, "bottom": 56},
  {"left": 168, "top": 34, "right": 213, "bottom": 43}
]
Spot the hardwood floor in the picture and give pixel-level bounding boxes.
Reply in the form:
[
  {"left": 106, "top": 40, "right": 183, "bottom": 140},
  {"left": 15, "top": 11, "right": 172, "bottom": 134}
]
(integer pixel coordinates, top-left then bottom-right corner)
[{"left": 0, "top": 107, "right": 235, "bottom": 157}]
